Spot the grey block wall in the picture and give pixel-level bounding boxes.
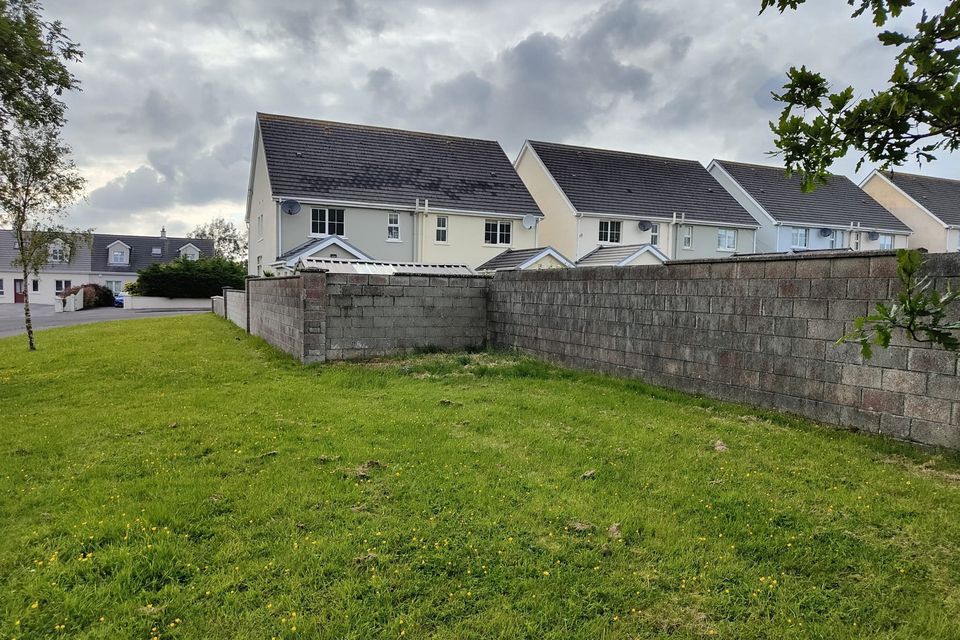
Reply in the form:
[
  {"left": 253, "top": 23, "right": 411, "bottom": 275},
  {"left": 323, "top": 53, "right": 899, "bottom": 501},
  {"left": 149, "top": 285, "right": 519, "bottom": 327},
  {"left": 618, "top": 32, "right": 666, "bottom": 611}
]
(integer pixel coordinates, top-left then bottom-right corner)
[
  {"left": 223, "top": 289, "right": 248, "bottom": 331},
  {"left": 488, "top": 252, "right": 960, "bottom": 449},
  {"left": 324, "top": 272, "right": 488, "bottom": 360},
  {"left": 211, "top": 296, "right": 225, "bottom": 317}
]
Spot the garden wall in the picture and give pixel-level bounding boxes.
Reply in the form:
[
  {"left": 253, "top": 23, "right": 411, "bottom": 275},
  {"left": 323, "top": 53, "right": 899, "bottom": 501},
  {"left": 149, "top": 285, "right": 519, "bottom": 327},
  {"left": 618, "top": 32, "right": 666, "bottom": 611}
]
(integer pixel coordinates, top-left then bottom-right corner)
[
  {"left": 488, "top": 252, "right": 960, "bottom": 448},
  {"left": 247, "top": 274, "right": 326, "bottom": 363},
  {"left": 223, "top": 288, "right": 247, "bottom": 331}
]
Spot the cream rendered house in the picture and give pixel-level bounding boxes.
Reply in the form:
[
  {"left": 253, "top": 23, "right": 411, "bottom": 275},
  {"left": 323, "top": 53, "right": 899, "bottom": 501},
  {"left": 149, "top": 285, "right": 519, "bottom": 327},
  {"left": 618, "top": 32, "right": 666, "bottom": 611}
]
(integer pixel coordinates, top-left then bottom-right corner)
[
  {"left": 708, "top": 160, "right": 912, "bottom": 253},
  {"left": 514, "top": 141, "right": 759, "bottom": 260},
  {"left": 860, "top": 170, "right": 960, "bottom": 253},
  {"left": 246, "top": 113, "right": 544, "bottom": 274}
]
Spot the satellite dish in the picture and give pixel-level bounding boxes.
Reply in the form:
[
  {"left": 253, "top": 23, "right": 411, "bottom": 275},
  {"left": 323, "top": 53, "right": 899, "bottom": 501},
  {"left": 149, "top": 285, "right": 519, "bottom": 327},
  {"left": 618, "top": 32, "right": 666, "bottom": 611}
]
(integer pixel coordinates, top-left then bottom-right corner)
[
  {"left": 280, "top": 199, "right": 302, "bottom": 215},
  {"left": 638, "top": 220, "right": 653, "bottom": 232},
  {"left": 819, "top": 228, "right": 834, "bottom": 238},
  {"left": 521, "top": 214, "right": 537, "bottom": 230},
  {"left": 867, "top": 231, "right": 880, "bottom": 241}
]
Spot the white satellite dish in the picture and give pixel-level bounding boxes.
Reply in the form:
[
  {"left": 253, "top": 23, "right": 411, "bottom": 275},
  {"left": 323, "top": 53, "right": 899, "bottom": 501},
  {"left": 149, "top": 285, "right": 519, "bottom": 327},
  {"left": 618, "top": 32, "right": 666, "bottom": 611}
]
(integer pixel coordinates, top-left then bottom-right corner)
[
  {"left": 280, "top": 199, "right": 302, "bottom": 215},
  {"left": 521, "top": 214, "right": 537, "bottom": 230}
]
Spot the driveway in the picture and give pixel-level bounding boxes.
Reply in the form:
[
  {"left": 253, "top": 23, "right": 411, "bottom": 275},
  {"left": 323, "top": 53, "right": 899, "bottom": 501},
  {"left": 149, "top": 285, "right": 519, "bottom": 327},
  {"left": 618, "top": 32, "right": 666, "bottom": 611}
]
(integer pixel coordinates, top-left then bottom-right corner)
[{"left": 0, "top": 304, "right": 208, "bottom": 338}]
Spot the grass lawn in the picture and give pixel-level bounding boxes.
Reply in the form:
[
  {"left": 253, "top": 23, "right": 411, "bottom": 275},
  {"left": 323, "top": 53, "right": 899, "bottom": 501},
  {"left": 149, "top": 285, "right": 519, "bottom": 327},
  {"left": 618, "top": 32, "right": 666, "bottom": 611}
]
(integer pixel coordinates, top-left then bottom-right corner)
[{"left": 1, "top": 315, "right": 960, "bottom": 639}]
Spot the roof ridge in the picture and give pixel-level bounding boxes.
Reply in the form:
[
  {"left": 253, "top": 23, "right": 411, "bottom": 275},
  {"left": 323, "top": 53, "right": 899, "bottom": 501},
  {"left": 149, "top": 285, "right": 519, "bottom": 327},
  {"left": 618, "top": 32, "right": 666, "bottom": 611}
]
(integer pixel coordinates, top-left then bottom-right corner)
[
  {"left": 884, "top": 169, "right": 960, "bottom": 184},
  {"left": 257, "top": 112, "right": 500, "bottom": 145},
  {"left": 529, "top": 140, "right": 701, "bottom": 165}
]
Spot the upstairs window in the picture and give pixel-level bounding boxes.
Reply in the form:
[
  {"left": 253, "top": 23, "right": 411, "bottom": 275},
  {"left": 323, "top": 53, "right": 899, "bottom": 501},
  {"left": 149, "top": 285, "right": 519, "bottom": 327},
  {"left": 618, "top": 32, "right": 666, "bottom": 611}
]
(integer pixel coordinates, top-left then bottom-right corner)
[
  {"left": 598, "top": 220, "right": 622, "bottom": 243},
  {"left": 681, "top": 225, "right": 693, "bottom": 249},
  {"left": 878, "top": 233, "right": 894, "bottom": 250},
  {"left": 829, "top": 230, "right": 846, "bottom": 249},
  {"left": 0, "top": 279, "right": 4, "bottom": 296},
  {"left": 790, "top": 227, "right": 809, "bottom": 248},
  {"left": 484, "top": 220, "right": 512, "bottom": 245},
  {"left": 435, "top": 216, "right": 448, "bottom": 243},
  {"left": 311, "top": 208, "right": 345, "bottom": 236},
  {"left": 717, "top": 228, "right": 737, "bottom": 251},
  {"left": 112, "top": 249, "right": 127, "bottom": 264},
  {"left": 387, "top": 212, "right": 400, "bottom": 240},
  {"left": 650, "top": 223, "right": 660, "bottom": 246},
  {"left": 152, "top": 246, "right": 162, "bottom": 255},
  {"left": 50, "top": 247, "right": 65, "bottom": 262}
]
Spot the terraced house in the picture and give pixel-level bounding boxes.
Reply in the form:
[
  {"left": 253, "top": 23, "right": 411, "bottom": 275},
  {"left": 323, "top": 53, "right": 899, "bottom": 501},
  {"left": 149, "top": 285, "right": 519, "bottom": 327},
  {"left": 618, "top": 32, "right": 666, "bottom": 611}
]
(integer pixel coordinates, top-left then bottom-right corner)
[
  {"left": 246, "top": 113, "right": 544, "bottom": 273},
  {"left": 860, "top": 170, "right": 960, "bottom": 253},
  {"left": 0, "top": 229, "right": 212, "bottom": 304},
  {"left": 708, "top": 160, "right": 911, "bottom": 253},
  {"left": 513, "top": 141, "right": 759, "bottom": 260}
]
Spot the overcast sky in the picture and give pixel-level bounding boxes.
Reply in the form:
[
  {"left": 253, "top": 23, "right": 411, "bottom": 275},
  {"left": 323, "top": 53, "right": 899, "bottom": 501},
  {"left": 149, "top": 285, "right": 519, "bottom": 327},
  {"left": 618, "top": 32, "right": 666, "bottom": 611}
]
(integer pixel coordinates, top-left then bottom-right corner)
[{"left": 45, "top": 0, "right": 955, "bottom": 237}]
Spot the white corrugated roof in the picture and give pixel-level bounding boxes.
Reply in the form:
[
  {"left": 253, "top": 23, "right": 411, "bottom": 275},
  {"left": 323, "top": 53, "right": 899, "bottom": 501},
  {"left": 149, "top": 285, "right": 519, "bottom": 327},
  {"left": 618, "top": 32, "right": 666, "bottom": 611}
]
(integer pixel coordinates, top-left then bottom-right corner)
[{"left": 296, "top": 257, "right": 477, "bottom": 276}]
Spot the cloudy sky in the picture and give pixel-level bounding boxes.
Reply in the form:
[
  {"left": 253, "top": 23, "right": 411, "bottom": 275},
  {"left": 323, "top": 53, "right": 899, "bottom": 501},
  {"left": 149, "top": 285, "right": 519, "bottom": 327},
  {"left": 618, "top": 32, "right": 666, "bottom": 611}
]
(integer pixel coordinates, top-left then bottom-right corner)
[{"left": 45, "top": 0, "right": 955, "bottom": 237}]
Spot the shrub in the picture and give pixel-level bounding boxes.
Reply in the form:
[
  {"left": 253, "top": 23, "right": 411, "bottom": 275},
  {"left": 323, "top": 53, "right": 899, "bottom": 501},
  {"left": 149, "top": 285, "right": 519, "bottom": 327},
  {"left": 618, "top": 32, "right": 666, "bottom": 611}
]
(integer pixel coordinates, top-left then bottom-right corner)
[
  {"left": 60, "top": 283, "right": 115, "bottom": 308},
  {"left": 127, "top": 257, "right": 246, "bottom": 298}
]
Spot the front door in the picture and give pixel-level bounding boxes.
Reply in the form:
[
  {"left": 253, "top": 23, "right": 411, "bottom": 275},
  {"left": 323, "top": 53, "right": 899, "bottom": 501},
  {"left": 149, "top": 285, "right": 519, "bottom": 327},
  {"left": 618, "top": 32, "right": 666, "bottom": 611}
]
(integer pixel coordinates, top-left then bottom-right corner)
[{"left": 13, "top": 279, "right": 24, "bottom": 303}]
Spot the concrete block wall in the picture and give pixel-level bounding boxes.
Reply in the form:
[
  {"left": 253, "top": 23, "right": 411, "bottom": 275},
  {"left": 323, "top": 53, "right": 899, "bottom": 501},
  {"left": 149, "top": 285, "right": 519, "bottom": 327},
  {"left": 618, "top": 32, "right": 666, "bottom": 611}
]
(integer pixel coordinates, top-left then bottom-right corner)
[
  {"left": 488, "top": 252, "right": 960, "bottom": 449},
  {"left": 324, "top": 272, "right": 489, "bottom": 359},
  {"left": 223, "top": 288, "right": 248, "bottom": 331},
  {"left": 211, "top": 295, "right": 225, "bottom": 317}
]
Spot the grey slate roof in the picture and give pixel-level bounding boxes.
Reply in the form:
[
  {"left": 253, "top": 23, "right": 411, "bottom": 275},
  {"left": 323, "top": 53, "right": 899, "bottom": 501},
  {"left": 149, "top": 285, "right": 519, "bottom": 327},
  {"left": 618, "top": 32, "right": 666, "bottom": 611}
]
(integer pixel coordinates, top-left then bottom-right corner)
[
  {"left": 90, "top": 234, "right": 213, "bottom": 273},
  {"left": 475, "top": 247, "right": 571, "bottom": 271},
  {"left": 0, "top": 229, "right": 92, "bottom": 272},
  {"left": 257, "top": 113, "right": 542, "bottom": 217},
  {"left": 882, "top": 171, "right": 960, "bottom": 226},
  {"left": 576, "top": 243, "right": 668, "bottom": 266},
  {"left": 714, "top": 160, "right": 911, "bottom": 232},
  {"left": 528, "top": 141, "right": 758, "bottom": 227}
]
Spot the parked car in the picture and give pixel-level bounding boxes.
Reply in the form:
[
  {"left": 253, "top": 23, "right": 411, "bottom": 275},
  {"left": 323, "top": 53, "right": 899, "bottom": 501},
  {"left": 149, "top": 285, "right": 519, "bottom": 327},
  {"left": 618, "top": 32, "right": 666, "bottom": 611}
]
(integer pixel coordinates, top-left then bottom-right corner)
[{"left": 114, "top": 293, "right": 124, "bottom": 308}]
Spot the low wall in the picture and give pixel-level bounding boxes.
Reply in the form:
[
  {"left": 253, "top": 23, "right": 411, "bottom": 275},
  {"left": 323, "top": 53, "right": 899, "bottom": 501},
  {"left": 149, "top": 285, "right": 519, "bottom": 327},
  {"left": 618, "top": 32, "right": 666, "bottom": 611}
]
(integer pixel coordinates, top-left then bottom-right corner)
[
  {"left": 211, "top": 296, "right": 225, "bottom": 317},
  {"left": 488, "top": 252, "right": 960, "bottom": 449},
  {"left": 247, "top": 273, "right": 326, "bottom": 363},
  {"left": 224, "top": 288, "right": 247, "bottom": 331},
  {"left": 325, "top": 272, "right": 488, "bottom": 359},
  {"left": 126, "top": 296, "right": 212, "bottom": 310}
]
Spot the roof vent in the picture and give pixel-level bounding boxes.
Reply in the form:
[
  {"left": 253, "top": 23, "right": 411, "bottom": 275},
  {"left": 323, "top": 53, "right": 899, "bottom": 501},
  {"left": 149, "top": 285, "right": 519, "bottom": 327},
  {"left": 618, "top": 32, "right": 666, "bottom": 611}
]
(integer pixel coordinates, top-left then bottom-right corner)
[{"left": 294, "top": 151, "right": 303, "bottom": 157}]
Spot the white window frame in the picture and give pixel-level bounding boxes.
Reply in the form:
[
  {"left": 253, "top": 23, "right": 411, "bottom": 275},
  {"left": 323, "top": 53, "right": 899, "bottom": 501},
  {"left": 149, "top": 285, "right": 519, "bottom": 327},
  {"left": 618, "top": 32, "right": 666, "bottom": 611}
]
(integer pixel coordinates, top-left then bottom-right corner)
[
  {"left": 256, "top": 256, "right": 262, "bottom": 276},
  {"left": 878, "top": 233, "right": 894, "bottom": 250},
  {"left": 717, "top": 228, "right": 737, "bottom": 252},
  {"left": 152, "top": 246, "right": 162, "bottom": 256},
  {"left": 50, "top": 247, "right": 65, "bottom": 263},
  {"left": 790, "top": 227, "right": 809, "bottom": 248},
  {"left": 681, "top": 225, "right": 693, "bottom": 250},
  {"left": 386, "top": 212, "right": 401, "bottom": 241},
  {"left": 112, "top": 249, "right": 127, "bottom": 264},
  {"left": 105, "top": 280, "right": 123, "bottom": 296},
  {"left": 649, "top": 223, "right": 660, "bottom": 247},
  {"left": 598, "top": 220, "right": 622, "bottom": 244},
  {"left": 0, "top": 278, "right": 5, "bottom": 296},
  {"left": 829, "top": 230, "right": 846, "bottom": 249},
  {"left": 311, "top": 208, "right": 346, "bottom": 237},
  {"left": 257, "top": 214, "right": 264, "bottom": 239},
  {"left": 435, "top": 216, "right": 448, "bottom": 244},
  {"left": 484, "top": 219, "right": 512, "bottom": 246},
  {"left": 55, "top": 279, "right": 72, "bottom": 293}
]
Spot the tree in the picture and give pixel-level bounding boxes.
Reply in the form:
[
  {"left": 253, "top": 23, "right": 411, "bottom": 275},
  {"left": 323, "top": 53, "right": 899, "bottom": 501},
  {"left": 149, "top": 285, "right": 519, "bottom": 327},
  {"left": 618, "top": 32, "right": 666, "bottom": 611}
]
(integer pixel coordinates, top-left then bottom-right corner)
[
  {"left": 188, "top": 216, "right": 246, "bottom": 262},
  {"left": 761, "top": 0, "right": 960, "bottom": 190},
  {"left": 0, "top": 0, "right": 82, "bottom": 137},
  {"left": 0, "top": 121, "right": 87, "bottom": 350},
  {"left": 839, "top": 249, "right": 959, "bottom": 357},
  {"left": 127, "top": 256, "right": 246, "bottom": 298}
]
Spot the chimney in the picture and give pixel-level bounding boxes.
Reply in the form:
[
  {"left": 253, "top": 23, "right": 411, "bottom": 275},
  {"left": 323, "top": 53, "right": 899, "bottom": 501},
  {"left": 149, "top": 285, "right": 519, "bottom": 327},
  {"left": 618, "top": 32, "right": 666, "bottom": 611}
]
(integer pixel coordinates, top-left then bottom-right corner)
[{"left": 160, "top": 226, "right": 166, "bottom": 238}]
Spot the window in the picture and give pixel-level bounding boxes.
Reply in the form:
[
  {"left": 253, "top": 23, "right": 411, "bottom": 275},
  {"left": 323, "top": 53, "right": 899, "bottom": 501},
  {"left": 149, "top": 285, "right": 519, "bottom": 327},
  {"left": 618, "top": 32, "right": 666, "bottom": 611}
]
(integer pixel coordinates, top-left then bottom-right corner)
[
  {"left": 681, "top": 225, "right": 693, "bottom": 250},
  {"left": 50, "top": 247, "right": 65, "bottom": 262},
  {"left": 256, "top": 256, "right": 262, "bottom": 276},
  {"left": 152, "top": 246, "right": 162, "bottom": 256},
  {"left": 0, "top": 279, "right": 4, "bottom": 296},
  {"left": 650, "top": 223, "right": 660, "bottom": 246},
  {"left": 878, "top": 233, "right": 894, "bottom": 250},
  {"left": 851, "top": 232, "right": 861, "bottom": 251},
  {"left": 717, "top": 228, "right": 737, "bottom": 251},
  {"left": 829, "top": 230, "right": 846, "bottom": 249},
  {"left": 311, "top": 208, "right": 346, "bottom": 236},
  {"left": 257, "top": 214, "right": 263, "bottom": 238},
  {"left": 387, "top": 212, "right": 400, "bottom": 241},
  {"left": 790, "top": 227, "right": 809, "bottom": 248},
  {"left": 112, "top": 249, "right": 127, "bottom": 264},
  {"left": 484, "top": 220, "right": 512, "bottom": 245},
  {"left": 435, "top": 216, "right": 448, "bottom": 243},
  {"left": 55, "top": 279, "right": 72, "bottom": 293},
  {"left": 105, "top": 280, "right": 123, "bottom": 295},
  {"left": 32, "top": 279, "right": 39, "bottom": 292},
  {"left": 598, "top": 220, "right": 622, "bottom": 243}
]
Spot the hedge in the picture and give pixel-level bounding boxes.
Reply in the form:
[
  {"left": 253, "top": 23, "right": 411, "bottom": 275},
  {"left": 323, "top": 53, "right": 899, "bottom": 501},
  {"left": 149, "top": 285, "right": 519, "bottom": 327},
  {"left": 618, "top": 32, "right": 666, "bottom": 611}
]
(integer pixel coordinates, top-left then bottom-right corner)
[
  {"left": 127, "top": 257, "right": 246, "bottom": 298},
  {"left": 60, "top": 283, "right": 115, "bottom": 308}
]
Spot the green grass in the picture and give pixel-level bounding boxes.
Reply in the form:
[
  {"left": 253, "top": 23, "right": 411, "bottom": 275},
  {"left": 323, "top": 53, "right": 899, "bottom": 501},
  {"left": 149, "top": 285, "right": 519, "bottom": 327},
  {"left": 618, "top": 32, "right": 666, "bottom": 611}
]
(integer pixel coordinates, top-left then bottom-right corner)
[{"left": 2, "top": 315, "right": 960, "bottom": 639}]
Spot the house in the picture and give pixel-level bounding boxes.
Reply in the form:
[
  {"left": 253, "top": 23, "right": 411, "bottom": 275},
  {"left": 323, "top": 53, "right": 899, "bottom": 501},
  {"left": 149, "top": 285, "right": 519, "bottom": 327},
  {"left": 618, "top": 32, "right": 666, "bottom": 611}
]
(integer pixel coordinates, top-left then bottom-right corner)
[
  {"left": 575, "top": 243, "right": 668, "bottom": 267},
  {"left": 0, "top": 228, "right": 213, "bottom": 304},
  {"left": 859, "top": 170, "right": 960, "bottom": 253},
  {"left": 708, "top": 160, "right": 911, "bottom": 253},
  {"left": 513, "top": 141, "right": 759, "bottom": 260},
  {"left": 246, "top": 113, "right": 544, "bottom": 274},
  {"left": 475, "top": 246, "right": 574, "bottom": 272}
]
